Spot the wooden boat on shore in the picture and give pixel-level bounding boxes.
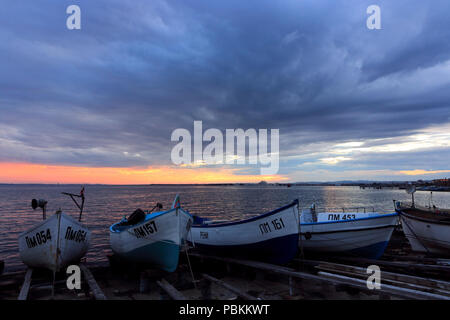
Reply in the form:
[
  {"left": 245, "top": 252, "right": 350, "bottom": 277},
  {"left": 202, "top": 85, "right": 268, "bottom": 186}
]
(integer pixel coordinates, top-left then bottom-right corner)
[
  {"left": 18, "top": 189, "right": 90, "bottom": 272},
  {"left": 109, "top": 195, "right": 193, "bottom": 272},
  {"left": 299, "top": 205, "right": 399, "bottom": 259},
  {"left": 395, "top": 201, "right": 450, "bottom": 256},
  {"left": 188, "top": 200, "right": 300, "bottom": 265}
]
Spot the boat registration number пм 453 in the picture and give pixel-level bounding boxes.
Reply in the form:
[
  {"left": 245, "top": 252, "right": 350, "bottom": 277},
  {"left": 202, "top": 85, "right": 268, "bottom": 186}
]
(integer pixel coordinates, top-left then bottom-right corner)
[
  {"left": 327, "top": 214, "right": 356, "bottom": 221},
  {"left": 259, "top": 218, "right": 285, "bottom": 235}
]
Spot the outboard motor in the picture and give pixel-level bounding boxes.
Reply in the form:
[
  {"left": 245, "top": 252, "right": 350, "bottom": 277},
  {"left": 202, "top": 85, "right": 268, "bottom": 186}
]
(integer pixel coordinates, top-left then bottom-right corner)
[
  {"left": 126, "top": 208, "right": 146, "bottom": 225},
  {"left": 31, "top": 198, "right": 47, "bottom": 220}
]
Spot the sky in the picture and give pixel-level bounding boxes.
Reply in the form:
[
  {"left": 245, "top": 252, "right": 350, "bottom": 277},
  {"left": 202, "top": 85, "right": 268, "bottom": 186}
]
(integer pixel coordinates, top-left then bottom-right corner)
[{"left": 1, "top": 0, "right": 450, "bottom": 184}]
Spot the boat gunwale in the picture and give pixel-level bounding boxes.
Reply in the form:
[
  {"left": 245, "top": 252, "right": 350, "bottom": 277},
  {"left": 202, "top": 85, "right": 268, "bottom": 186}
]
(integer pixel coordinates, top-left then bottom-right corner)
[
  {"left": 110, "top": 207, "right": 192, "bottom": 233},
  {"left": 192, "top": 199, "right": 299, "bottom": 229},
  {"left": 19, "top": 211, "right": 89, "bottom": 238},
  {"left": 300, "top": 223, "right": 397, "bottom": 235},
  {"left": 397, "top": 210, "right": 450, "bottom": 226}
]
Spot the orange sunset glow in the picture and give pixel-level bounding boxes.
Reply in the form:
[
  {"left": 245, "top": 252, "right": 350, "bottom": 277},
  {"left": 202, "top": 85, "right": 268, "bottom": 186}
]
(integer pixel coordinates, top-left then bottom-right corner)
[{"left": 0, "top": 162, "right": 287, "bottom": 184}]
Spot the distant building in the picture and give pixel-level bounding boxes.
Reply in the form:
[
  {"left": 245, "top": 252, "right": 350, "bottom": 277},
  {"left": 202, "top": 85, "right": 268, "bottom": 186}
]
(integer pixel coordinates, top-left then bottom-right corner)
[{"left": 433, "top": 178, "right": 450, "bottom": 186}]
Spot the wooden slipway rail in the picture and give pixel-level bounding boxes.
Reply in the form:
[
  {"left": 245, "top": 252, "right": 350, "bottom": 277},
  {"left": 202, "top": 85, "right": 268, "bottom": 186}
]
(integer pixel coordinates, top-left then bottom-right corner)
[
  {"left": 18, "top": 268, "right": 33, "bottom": 300},
  {"left": 202, "top": 273, "right": 259, "bottom": 300},
  {"left": 80, "top": 264, "right": 107, "bottom": 300},
  {"left": 15, "top": 264, "right": 106, "bottom": 300},
  {"left": 157, "top": 278, "right": 187, "bottom": 300},
  {"left": 305, "top": 259, "right": 450, "bottom": 296},
  {"left": 190, "top": 253, "right": 450, "bottom": 300}
]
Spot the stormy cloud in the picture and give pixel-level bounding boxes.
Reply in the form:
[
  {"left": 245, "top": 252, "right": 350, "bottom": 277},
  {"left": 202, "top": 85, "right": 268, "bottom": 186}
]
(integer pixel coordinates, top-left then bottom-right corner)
[{"left": 1, "top": 0, "right": 449, "bottom": 180}]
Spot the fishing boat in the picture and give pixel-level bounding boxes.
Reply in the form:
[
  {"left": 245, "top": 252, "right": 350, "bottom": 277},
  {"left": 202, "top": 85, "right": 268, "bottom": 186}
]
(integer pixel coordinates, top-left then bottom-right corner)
[
  {"left": 188, "top": 200, "right": 300, "bottom": 265},
  {"left": 18, "top": 189, "right": 90, "bottom": 272},
  {"left": 109, "top": 195, "right": 193, "bottom": 272},
  {"left": 299, "top": 204, "right": 399, "bottom": 259},
  {"left": 395, "top": 187, "right": 450, "bottom": 256}
]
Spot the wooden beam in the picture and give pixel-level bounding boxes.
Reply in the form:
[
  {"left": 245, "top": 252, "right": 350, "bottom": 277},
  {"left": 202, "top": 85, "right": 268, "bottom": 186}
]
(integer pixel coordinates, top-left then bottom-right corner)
[
  {"left": 327, "top": 256, "right": 450, "bottom": 274},
  {"left": 202, "top": 273, "right": 259, "bottom": 300},
  {"left": 18, "top": 268, "right": 33, "bottom": 300},
  {"left": 315, "top": 265, "right": 450, "bottom": 297},
  {"left": 156, "top": 278, "right": 187, "bottom": 300},
  {"left": 79, "top": 264, "right": 107, "bottom": 300},
  {"left": 189, "top": 253, "right": 448, "bottom": 300},
  {"left": 314, "top": 260, "right": 450, "bottom": 293},
  {"left": 318, "top": 271, "right": 450, "bottom": 300}
]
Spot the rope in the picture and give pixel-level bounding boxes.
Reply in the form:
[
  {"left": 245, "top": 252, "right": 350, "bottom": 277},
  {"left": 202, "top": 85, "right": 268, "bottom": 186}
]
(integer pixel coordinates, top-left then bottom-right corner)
[
  {"left": 184, "top": 244, "right": 197, "bottom": 289},
  {"left": 297, "top": 202, "right": 305, "bottom": 262}
]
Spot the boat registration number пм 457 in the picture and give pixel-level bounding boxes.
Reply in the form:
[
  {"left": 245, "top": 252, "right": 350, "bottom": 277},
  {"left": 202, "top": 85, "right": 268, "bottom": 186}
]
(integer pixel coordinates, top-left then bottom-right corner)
[{"left": 133, "top": 221, "right": 158, "bottom": 238}]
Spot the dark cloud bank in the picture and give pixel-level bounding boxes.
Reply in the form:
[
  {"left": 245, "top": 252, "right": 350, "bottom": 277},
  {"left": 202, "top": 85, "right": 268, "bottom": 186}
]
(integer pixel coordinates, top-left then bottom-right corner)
[{"left": 1, "top": 0, "right": 449, "bottom": 178}]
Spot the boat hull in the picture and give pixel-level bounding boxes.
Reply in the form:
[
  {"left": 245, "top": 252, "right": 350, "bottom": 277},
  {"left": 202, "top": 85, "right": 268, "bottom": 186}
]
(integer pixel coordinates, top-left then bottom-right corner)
[
  {"left": 400, "top": 212, "right": 450, "bottom": 256},
  {"left": 299, "top": 213, "right": 399, "bottom": 259},
  {"left": 189, "top": 200, "right": 300, "bottom": 265},
  {"left": 18, "top": 212, "right": 90, "bottom": 272},
  {"left": 110, "top": 208, "right": 192, "bottom": 272}
]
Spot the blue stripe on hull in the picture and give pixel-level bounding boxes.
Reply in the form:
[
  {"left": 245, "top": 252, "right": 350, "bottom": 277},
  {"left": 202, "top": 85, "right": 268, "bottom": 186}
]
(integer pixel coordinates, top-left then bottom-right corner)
[
  {"left": 347, "top": 241, "right": 389, "bottom": 260},
  {"left": 118, "top": 240, "right": 180, "bottom": 272},
  {"left": 193, "top": 233, "right": 299, "bottom": 265}
]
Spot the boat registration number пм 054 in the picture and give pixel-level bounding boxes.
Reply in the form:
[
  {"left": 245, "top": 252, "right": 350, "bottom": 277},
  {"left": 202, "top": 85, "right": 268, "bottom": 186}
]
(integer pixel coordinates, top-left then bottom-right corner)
[
  {"left": 26, "top": 229, "right": 52, "bottom": 248},
  {"left": 132, "top": 221, "right": 158, "bottom": 238},
  {"left": 327, "top": 214, "right": 356, "bottom": 221},
  {"left": 64, "top": 226, "right": 88, "bottom": 242},
  {"left": 259, "top": 218, "right": 285, "bottom": 235}
]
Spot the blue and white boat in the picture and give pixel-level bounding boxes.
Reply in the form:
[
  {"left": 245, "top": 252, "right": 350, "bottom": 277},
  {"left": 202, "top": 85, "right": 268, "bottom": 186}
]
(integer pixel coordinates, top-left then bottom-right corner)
[
  {"left": 109, "top": 195, "right": 193, "bottom": 272},
  {"left": 299, "top": 205, "right": 399, "bottom": 259},
  {"left": 188, "top": 200, "right": 300, "bottom": 265}
]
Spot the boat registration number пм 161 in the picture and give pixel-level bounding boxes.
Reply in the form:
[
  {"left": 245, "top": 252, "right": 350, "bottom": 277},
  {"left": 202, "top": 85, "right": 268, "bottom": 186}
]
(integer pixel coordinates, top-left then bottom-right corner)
[{"left": 259, "top": 218, "right": 285, "bottom": 235}]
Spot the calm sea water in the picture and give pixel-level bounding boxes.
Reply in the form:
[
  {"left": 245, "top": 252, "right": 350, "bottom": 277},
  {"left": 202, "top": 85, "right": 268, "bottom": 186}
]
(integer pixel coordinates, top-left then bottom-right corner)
[{"left": 1, "top": 184, "right": 450, "bottom": 272}]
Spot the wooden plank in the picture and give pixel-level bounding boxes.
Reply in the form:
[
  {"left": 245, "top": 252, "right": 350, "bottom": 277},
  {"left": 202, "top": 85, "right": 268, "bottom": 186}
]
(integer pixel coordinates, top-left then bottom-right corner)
[
  {"left": 18, "top": 268, "right": 33, "bottom": 300},
  {"left": 79, "top": 264, "right": 107, "bottom": 300},
  {"left": 202, "top": 273, "right": 259, "bottom": 300},
  {"left": 190, "top": 253, "right": 448, "bottom": 300},
  {"left": 156, "top": 278, "right": 187, "bottom": 300},
  {"left": 314, "top": 261, "right": 450, "bottom": 292},
  {"left": 316, "top": 265, "right": 450, "bottom": 297},
  {"left": 0, "top": 270, "right": 27, "bottom": 279},
  {"left": 329, "top": 256, "right": 450, "bottom": 273},
  {"left": 318, "top": 271, "right": 450, "bottom": 300}
]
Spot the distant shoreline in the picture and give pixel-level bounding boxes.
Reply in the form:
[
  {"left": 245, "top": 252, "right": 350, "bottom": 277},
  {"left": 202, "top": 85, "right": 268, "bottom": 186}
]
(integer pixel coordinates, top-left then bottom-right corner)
[{"left": 0, "top": 181, "right": 449, "bottom": 192}]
